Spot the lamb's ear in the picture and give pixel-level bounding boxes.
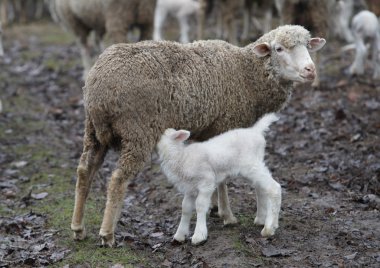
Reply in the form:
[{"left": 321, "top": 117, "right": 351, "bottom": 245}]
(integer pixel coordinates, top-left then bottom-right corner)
[
  {"left": 171, "top": 130, "right": 191, "bottom": 142},
  {"left": 252, "top": 42, "right": 271, "bottom": 57},
  {"left": 308, "top": 38, "right": 326, "bottom": 52}
]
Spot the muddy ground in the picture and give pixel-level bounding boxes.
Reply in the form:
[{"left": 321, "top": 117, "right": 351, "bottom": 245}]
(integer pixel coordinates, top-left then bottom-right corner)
[{"left": 0, "top": 23, "right": 379, "bottom": 268}]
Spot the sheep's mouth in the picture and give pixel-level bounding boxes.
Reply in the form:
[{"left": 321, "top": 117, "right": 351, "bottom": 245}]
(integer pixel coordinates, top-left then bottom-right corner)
[{"left": 300, "top": 75, "right": 315, "bottom": 82}]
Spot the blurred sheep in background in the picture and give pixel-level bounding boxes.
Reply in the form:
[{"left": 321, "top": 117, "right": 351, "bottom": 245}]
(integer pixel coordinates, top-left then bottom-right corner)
[
  {"left": 153, "top": 0, "right": 200, "bottom": 43},
  {"left": 47, "top": 0, "right": 156, "bottom": 79}
]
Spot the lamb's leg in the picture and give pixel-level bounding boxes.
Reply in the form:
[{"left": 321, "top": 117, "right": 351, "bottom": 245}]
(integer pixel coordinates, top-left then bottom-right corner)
[
  {"left": 197, "top": 0, "right": 206, "bottom": 40},
  {"left": 153, "top": 7, "right": 167, "bottom": 41},
  {"left": 241, "top": 0, "right": 252, "bottom": 40},
  {"left": 178, "top": 15, "right": 190, "bottom": 43},
  {"left": 77, "top": 36, "right": 92, "bottom": 81},
  {"left": 174, "top": 194, "right": 195, "bottom": 242},
  {"left": 192, "top": 187, "right": 214, "bottom": 245},
  {"left": 99, "top": 143, "right": 150, "bottom": 247},
  {"left": 244, "top": 164, "right": 281, "bottom": 237},
  {"left": 349, "top": 34, "right": 367, "bottom": 76},
  {"left": 371, "top": 34, "right": 380, "bottom": 79},
  {"left": 217, "top": 183, "right": 237, "bottom": 225},
  {"left": 71, "top": 119, "right": 107, "bottom": 240}
]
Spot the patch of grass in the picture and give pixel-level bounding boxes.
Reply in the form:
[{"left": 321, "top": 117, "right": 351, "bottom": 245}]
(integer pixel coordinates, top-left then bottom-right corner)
[
  {"left": 238, "top": 213, "right": 256, "bottom": 228},
  {"left": 20, "top": 50, "right": 42, "bottom": 61},
  {"left": 56, "top": 239, "right": 144, "bottom": 268},
  {"left": 6, "top": 22, "right": 75, "bottom": 45}
]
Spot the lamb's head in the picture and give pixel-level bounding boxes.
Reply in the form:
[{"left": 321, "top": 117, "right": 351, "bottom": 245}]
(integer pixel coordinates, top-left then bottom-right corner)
[
  {"left": 252, "top": 25, "right": 326, "bottom": 83},
  {"left": 157, "top": 128, "right": 191, "bottom": 160}
]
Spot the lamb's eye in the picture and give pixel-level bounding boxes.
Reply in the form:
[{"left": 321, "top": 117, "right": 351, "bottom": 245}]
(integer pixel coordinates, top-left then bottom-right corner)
[{"left": 275, "top": 46, "right": 283, "bottom": 53}]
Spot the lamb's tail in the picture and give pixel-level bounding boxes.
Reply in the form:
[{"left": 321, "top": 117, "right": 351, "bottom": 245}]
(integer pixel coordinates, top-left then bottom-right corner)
[{"left": 252, "top": 113, "right": 279, "bottom": 136}]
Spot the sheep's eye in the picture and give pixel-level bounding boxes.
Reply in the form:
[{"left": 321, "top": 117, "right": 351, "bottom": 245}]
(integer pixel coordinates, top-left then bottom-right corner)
[{"left": 275, "top": 46, "right": 283, "bottom": 53}]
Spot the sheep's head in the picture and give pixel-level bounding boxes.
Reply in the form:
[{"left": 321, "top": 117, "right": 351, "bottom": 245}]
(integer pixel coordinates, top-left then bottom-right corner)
[
  {"left": 253, "top": 25, "right": 326, "bottom": 83},
  {"left": 157, "top": 128, "right": 191, "bottom": 160}
]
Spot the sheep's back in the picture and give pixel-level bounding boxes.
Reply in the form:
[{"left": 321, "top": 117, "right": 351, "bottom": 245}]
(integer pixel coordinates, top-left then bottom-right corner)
[
  {"left": 55, "top": 0, "right": 107, "bottom": 35},
  {"left": 84, "top": 40, "right": 257, "bottom": 142}
]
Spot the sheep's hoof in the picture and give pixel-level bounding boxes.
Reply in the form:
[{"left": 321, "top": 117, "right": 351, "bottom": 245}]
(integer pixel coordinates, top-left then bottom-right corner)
[
  {"left": 254, "top": 216, "right": 265, "bottom": 226},
  {"left": 261, "top": 227, "right": 275, "bottom": 237},
  {"left": 73, "top": 227, "right": 86, "bottom": 241},
  {"left": 99, "top": 233, "right": 115, "bottom": 247},
  {"left": 191, "top": 233, "right": 208, "bottom": 246},
  {"left": 223, "top": 216, "right": 238, "bottom": 226}
]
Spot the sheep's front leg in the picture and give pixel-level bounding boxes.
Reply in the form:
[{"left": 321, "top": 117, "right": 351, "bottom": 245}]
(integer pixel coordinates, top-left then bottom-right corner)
[
  {"left": 174, "top": 194, "right": 195, "bottom": 242},
  {"left": 192, "top": 188, "right": 213, "bottom": 245}
]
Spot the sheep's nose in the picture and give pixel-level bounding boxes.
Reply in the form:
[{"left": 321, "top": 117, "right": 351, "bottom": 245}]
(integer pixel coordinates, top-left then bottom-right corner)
[
  {"left": 304, "top": 64, "right": 315, "bottom": 74},
  {"left": 302, "top": 64, "right": 316, "bottom": 80}
]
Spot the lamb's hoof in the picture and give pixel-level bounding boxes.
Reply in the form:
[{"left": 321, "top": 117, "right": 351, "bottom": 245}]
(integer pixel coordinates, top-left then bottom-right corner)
[
  {"left": 254, "top": 216, "right": 265, "bottom": 226},
  {"left": 261, "top": 227, "right": 275, "bottom": 237},
  {"left": 99, "top": 232, "right": 115, "bottom": 247},
  {"left": 223, "top": 216, "right": 238, "bottom": 226},
  {"left": 171, "top": 239, "right": 185, "bottom": 245},
  {"left": 191, "top": 233, "right": 208, "bottom": 245},
  {"left": 173, "top": 233, "right": 187, "bottom": 243},
  {"left": 72, "top": 227, "right": 86, "bottom": 241}
]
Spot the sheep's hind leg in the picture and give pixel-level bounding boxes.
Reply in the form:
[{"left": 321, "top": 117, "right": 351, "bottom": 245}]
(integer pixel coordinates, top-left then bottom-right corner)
[
  {"left": 99, "top": 144, "right": 149, "bottom": 247},
  {"left": 192, "top": 186, "right": 214, "bottom": 245},
  {"left": 217, "top": 183, "right": 237, "bottom": 226},
  {"left": 244, "top": 164, "right": 281, "bottom": 237},
  {"left": 71, "top": 122, "right": 107, "bottom": 240},
  {"left": 174, "top": 194, "right": 195, "bottom": 242}
]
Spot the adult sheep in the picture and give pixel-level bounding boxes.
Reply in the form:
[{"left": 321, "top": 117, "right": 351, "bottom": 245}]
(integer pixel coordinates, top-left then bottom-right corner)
[
  {"left": 49, "top": 0, "right": 156, "bottom": 79},
  {"left": 71, "top": 25, "right": 326, "bottom": 247}
]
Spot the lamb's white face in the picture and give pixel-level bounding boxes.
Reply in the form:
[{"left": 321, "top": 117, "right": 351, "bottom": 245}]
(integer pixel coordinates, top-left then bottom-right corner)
[
  {"left": 253, "top": 38, "right": 326, "bottom": 83},
  {"left": 157, "top": 128, "right": 191, "bottom": 159}
]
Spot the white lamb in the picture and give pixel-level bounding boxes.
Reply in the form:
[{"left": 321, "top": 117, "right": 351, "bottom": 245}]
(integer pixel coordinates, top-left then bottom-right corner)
[
  {"left": 157, "top": 113, "right": 281, "bottom": 245},
  {"left": 153, "top": 0, "right": 200, "bottom": 43},
  {"left": 348, "top": 10, "right": 380, "bottom": 79}
]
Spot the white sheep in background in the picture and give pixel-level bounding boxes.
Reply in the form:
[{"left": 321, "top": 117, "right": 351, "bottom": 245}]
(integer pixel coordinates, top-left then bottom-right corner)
[
  {"left": 348, "top": 10, "right": 380, "bottom": 79},
  {"left": 48, "top": 0, "right": 156, "bottom": 79},
  {"left": 153, "top": 0, "right": 200, "bottom": 43},
  {"left": 157, "top": 113, "right": 281, "bottom": 245},
  {"left": 328, "top": 0, "right": 354, "bottom": 43}
]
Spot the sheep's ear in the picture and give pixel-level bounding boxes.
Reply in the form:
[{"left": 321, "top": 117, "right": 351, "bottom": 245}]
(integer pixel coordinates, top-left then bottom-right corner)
[
  {"left": 252, "top": 42, "right": 271, "bottom": 57},
  {"left": 171, "top": 130, "right": 191, "bottom": 142},
  {"left": 308, "top": 38, "right": 326, "bottom": 52}
]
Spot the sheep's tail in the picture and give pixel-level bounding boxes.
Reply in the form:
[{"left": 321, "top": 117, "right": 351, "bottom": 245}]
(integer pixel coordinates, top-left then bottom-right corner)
[{"left": 252, "top": 113, "right": 279, "bottom": 136}]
